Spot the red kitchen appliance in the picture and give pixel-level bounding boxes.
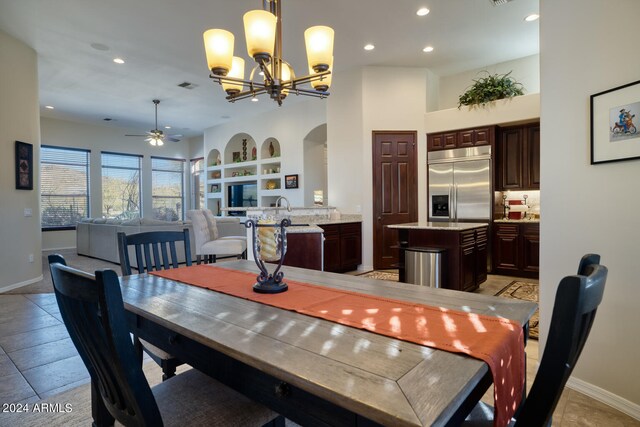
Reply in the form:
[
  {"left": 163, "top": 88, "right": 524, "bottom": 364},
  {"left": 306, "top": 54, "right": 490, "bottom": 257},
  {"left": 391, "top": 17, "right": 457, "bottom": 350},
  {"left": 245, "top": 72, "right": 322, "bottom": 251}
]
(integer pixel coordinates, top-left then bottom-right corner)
[{"left": 507, "top": 200, "right": 526, "bottom": 220}]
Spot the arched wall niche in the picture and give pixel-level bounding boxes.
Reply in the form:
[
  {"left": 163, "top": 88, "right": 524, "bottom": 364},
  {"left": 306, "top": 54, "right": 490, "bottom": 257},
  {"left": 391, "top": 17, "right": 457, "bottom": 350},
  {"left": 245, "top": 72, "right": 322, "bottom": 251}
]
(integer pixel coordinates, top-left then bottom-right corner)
[{"left": 225, "top": 133, "right": 257, "bottom": 164}]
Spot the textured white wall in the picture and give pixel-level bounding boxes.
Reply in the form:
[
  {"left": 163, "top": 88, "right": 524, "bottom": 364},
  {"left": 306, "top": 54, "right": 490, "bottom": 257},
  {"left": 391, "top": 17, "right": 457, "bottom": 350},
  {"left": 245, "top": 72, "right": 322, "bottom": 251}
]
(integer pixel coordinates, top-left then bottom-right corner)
[
  {"left": 0, "top": 30, "right": 42, "bottom": 291},
  {"left": 328, "top": 66, "right": 430, "bottom": 270},
  {"left": 540, "top": 0, "right": 640, "bottom": 413}
]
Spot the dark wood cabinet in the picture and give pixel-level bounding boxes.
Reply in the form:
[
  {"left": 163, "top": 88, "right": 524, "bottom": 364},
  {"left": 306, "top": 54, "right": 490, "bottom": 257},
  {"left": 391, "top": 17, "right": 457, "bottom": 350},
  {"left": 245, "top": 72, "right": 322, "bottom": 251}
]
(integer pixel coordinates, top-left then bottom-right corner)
[
  {"left": 459, "top": 230, "right": 477, "bottom": 292},
  {"left": 492, "top": 222, "right": 539, "bottom": 278},
  {"left": 497, "top": 122, "right": 540, "bottom": 191},
  {"left": 319, "top": 222, "right": 362, "bottom": 273},
  {"left": 397, "top": 225, "right": 488, "bottom": 292},
  {"left": 284, "top": 233, "right": 324, "bottom": 271},
  {"left": 521, "top": 224, "right": 540, "bottom": 274},
  {"left": 427, "top": 126, "right": 495, "bottom": 151}
]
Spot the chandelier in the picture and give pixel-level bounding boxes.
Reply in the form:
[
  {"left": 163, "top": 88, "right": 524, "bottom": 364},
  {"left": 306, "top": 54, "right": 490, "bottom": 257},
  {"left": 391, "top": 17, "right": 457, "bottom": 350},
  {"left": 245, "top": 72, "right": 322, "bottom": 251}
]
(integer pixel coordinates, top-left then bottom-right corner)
[{"left": 203, "top": 0, "right": 334, "bottom": 105}]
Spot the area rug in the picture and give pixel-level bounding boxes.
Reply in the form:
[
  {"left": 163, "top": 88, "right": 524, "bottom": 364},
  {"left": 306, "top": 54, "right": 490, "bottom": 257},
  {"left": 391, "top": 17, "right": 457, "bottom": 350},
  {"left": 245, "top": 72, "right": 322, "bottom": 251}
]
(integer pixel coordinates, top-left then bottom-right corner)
[
  {"left": 357, "top": 270, "right": 399, "bottom": 281},
  {"left": 495, "top": 281, "right": 539, "bottom": 340}
]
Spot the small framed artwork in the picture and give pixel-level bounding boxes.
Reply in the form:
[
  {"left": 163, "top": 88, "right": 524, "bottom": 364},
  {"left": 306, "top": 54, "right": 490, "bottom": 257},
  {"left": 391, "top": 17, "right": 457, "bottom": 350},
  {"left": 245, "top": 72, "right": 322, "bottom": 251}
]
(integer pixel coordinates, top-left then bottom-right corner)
[
  {"left": 591, "top": 79, "right": 640, "bottom": 164},
  {"left": 210, "top": 184, "right": 220, "bottom": 193},
  {"left": 285, "top": 174, "right": 299, "bottom": 189},
  {"left": 15, "top": 141, "right": 33, "bottom": 190},
  {"left": 232, "top": 151, "right": 241, "bottom": 162}
]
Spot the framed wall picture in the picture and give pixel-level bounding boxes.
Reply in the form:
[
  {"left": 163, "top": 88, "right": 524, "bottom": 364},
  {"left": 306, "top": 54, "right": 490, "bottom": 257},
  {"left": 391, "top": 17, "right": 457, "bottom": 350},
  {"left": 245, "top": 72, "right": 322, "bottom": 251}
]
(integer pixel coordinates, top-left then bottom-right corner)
[
  {"left": 591, "top": 79, "right": 640, "bottom": 164},
  {"left": 15, "top": 141, "right": 33, "bottom": 190},
  {"left": 284, "top": 174, "right": 299, "bottom": 189}
]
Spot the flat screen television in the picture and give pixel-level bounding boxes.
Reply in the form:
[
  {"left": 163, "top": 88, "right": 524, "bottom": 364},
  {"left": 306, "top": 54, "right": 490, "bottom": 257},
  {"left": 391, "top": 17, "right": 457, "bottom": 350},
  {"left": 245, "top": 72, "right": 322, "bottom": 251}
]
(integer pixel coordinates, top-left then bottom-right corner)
[{"left": 227, "top": 183, "right": 258, "bottom": 216}]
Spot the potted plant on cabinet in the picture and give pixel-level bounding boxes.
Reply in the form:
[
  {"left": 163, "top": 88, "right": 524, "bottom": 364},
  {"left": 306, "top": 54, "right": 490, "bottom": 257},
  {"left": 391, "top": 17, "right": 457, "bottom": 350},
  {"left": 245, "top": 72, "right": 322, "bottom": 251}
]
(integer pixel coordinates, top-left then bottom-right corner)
[{"left": 458, "top": 71, "right": 524, "bottom": 108}]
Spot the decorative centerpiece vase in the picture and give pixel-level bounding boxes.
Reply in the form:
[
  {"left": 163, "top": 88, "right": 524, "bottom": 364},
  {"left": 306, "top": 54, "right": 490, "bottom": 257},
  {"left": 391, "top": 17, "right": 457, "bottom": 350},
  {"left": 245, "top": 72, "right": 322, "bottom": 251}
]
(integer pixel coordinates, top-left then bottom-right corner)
[{"left": 245, "top": 217, "right": 290, "bottom": 293}]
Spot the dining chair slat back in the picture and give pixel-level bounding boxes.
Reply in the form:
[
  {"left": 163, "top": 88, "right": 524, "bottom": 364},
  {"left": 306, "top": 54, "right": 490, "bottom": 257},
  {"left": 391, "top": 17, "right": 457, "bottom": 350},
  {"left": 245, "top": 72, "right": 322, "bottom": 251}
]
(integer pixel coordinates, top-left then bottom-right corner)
[
  {"left": 464, "top": 253, "right": 608, "bottom": 427},
  {"left": 118, "top": 228, "right": 192, "bottom": 276},
  {"left": 117, "top": 229, "right": 192, "bottom": 381},
  {"left": 514, "top": 253, "right": 607, "bottom": 427},
  {"left": 48, "top": 254, "right": 163, "bottom": 426}
]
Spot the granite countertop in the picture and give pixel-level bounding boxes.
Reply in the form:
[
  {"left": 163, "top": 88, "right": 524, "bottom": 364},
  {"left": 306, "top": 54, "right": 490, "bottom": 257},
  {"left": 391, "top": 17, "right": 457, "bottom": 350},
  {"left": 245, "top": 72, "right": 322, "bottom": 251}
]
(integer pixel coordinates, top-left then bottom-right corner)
[
  {"left": 387, "top": 222, "right": 489, "bottom": 231},
  {"left": 286, "top": 225, "right": 324, "bottom": 234},
  {"left": 311, "top": 217, "right": 362, "bottom": 225},
  {"left": 221, "top": 206, "right": 337, "bottom": 212},
  {"left": 494, "top": 219, "right": 540, "bottom": 223}
]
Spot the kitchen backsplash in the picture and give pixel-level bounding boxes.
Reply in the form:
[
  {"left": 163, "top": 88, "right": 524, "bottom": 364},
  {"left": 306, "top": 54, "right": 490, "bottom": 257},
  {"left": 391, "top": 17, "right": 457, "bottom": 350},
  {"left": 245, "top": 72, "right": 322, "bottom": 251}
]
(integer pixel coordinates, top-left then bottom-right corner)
[{"left": 494, "top": 190, "right": 540, "bottom": 219}]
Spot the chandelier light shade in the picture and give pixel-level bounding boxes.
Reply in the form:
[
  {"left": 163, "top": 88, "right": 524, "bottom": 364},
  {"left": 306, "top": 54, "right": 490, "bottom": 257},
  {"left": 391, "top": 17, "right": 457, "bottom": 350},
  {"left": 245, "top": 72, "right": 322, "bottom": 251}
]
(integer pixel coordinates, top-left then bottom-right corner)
[
  {"left": 243, "top": 10, "right": 277, "bottom": 61},
  {"left": 202, "top": 0, "right": 334, "bottom": 105},
  {"left": 203, "top": 29, "right": 235, "bottom": 76},
  {"left": 221, "top": 57, "right": 246, "bottom": 94},
  {"left": 304, "top": 26, "right": 334, "bottom": 72}
]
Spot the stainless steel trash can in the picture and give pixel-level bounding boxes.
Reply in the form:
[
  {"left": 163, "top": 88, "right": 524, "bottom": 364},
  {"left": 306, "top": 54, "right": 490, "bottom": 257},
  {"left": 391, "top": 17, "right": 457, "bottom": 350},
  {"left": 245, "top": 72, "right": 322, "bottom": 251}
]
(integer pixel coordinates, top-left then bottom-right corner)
[{"left": 404, "top": 247, "right": 445, "bottom": 288}]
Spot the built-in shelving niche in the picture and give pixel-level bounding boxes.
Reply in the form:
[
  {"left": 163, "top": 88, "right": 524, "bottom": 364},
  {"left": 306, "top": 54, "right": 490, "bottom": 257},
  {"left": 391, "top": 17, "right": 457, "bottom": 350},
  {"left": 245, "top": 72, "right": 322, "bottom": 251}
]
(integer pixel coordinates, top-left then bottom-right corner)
[{"left": 205, "top": 134, "right": 286, "bottom": 215}]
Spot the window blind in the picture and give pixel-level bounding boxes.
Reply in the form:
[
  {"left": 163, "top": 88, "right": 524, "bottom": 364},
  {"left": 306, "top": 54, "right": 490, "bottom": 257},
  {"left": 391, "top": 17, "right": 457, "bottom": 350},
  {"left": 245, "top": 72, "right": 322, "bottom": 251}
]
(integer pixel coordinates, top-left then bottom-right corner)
[
  {"left": 151, "top": 157, "right": 184, "bottom": 221},
  {"left": 41, "top": 146, "right": 90, "bottom": 229},
  {"left": 101, "top": 152, "right": 142, "bottom": 219}
]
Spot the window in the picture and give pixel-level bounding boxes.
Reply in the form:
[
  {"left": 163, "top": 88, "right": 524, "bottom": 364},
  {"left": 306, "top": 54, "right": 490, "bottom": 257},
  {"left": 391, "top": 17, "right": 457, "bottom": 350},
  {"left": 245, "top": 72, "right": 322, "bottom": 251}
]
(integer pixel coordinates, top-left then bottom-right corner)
[
  {"left": 152, "top": 157, "right": 185, "bottom": 221},
  {"left": 41, "top": 146, "right": 90, "bottom": 230},
  {"left": 101, "top": 152, "right": 142, "bottom": 219},
  {"left": 190, "top": 158, "right": 205, "bottom": 210}
]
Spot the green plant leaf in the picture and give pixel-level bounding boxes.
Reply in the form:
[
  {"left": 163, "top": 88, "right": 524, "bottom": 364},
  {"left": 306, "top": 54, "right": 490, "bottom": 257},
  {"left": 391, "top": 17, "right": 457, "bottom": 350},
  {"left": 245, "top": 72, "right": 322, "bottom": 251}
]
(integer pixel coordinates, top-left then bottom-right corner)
[{"left": 458, "top": 70, "right": 524, "bottom": 108}]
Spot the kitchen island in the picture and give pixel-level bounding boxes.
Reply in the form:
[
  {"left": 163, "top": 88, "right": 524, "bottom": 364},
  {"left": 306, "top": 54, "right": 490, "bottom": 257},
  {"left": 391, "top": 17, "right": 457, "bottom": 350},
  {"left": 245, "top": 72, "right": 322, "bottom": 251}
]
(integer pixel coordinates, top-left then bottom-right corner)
[{"left": 387, "top": 222, "right": 488, "bottom": 292}]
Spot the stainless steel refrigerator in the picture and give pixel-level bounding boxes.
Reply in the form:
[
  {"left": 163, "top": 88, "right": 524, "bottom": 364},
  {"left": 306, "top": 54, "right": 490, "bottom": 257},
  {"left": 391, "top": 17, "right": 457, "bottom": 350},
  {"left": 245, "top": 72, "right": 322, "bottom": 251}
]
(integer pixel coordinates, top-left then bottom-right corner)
[{"left": 428, "top": 146, "right": 492, "bottom": 222}]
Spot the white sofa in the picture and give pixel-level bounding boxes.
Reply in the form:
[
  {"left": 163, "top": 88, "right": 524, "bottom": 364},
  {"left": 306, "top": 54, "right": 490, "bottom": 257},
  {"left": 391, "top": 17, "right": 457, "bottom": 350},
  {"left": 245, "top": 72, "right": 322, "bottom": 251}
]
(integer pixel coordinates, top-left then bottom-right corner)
[
  {"left": 76, "top": 217, "right": 247, "bottom": 265},
  {"left": 76, "top": 218, "right": 197, "bottom": 264}
]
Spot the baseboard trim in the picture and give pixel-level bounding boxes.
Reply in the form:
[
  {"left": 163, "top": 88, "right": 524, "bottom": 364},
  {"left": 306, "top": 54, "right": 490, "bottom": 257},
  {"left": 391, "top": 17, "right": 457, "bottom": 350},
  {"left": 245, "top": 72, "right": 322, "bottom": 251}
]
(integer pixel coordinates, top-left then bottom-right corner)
[
  {"left": 0, "top": 275, "right": 44, "bottom": 294},
  {"left": 566, "top": 376, "right": 640, "bottom": 421},
  {"left": 42, "top": 246, "right": 76, "bottom": 252}
]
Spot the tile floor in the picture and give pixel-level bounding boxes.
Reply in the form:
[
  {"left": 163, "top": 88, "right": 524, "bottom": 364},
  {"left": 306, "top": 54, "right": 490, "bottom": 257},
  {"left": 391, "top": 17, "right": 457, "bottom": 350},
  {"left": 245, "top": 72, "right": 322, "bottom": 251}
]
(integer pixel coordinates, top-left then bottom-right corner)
[{"left": 0, "top": 255, "right": 638, "bottom": 426}]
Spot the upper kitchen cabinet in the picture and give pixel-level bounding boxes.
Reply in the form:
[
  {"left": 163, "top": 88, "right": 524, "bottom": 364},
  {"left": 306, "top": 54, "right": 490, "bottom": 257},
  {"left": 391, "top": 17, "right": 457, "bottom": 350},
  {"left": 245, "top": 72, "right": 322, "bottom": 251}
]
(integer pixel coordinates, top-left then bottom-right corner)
[
  {"left": 427, "top": 126, "right": 496, "bottom": 151},
  {"left": 497, "top": 122, "right": 540, "bottom": 191}
]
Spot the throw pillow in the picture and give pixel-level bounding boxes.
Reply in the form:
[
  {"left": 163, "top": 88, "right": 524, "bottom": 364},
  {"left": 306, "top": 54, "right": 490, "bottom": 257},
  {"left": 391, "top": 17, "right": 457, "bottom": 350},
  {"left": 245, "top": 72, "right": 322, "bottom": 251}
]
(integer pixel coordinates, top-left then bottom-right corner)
[{"left": 203, "top": 210, "right": 219, "bottom": 240}]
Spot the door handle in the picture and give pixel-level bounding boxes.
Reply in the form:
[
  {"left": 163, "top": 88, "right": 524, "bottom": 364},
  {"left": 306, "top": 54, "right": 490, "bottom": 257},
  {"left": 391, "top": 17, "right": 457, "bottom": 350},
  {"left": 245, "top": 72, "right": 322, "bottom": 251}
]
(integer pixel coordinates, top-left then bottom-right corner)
[{"left": 377, "top": 216, "right": 382, "bottom": 221}]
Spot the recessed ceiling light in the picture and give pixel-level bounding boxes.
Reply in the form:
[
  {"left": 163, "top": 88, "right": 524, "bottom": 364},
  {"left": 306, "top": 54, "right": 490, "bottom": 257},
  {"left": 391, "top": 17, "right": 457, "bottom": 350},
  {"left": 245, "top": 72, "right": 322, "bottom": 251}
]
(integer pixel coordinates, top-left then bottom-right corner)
[
  {"left": 44, "top": 105, "right": 55, "bottom": 109},
  {"left": 164, "top": 126, "right": 171, "bottom": 129},
  {"left": 423, "top": 46, "right": 434, "bottom": 53},
  {"left": 364, "top": 44, "right": 375, "bottom": 51},
  {"left": 90, "top": 43, "right": 110, "bottom": 51},
  {"left": 524, "top": 14, "right": 539, "bottom": 22},
  {"left": 251, "top": 97, "right": 259, "bottom": 102},
  {"left": 113, "top": 58, "right": 125, "bottom": 64},
  {"left": 417, "top": 8, "right": 430, "bottom": 16}
]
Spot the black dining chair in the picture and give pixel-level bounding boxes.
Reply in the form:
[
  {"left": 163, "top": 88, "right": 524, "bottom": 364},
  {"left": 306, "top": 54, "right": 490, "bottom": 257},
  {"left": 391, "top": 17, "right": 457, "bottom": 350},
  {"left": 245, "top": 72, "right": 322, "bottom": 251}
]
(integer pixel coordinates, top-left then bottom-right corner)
[
  {"left": 117, "top": 229, "right": 192, "bottom": 380},
  {"left": 117, "top": 228, "right": 192, "bottom": 276},
  {"left": 48, "top": 254, "right": 282, "bottom": 427},
  {"left": 464, "top": 253, "right": 608, "bottom": 427}
]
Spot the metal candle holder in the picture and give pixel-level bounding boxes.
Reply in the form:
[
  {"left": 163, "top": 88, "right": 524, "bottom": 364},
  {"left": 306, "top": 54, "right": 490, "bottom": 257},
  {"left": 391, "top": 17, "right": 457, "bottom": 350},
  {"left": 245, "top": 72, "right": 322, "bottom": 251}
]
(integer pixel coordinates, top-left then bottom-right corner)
[{"left": 245, "top": 218, "right": 291, "bottom": 294}]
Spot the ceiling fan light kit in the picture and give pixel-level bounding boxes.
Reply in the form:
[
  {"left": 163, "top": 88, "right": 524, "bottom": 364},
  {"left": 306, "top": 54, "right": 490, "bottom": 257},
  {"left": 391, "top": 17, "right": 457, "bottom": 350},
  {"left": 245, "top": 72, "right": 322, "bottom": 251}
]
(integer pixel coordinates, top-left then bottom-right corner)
[
  {"left": 125, "top": 99, "right": 180, "bottom": 146},
  {"left": 203, "top": 0, "right": 334, "bottom": 105}
]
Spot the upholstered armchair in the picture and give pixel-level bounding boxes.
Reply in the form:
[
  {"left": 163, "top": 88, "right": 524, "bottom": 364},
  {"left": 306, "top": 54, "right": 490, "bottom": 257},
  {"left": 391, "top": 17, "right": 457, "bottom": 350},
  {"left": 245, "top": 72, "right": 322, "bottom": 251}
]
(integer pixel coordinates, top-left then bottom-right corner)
[{"left": 186, "top": 210, "right": 247, "bottom": 263}]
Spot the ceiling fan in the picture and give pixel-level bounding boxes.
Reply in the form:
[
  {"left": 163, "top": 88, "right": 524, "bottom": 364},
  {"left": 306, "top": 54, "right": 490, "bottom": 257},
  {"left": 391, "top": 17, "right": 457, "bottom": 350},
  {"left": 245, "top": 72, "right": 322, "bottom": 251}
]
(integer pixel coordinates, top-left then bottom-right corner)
[{"left": 125, "top": 99, "right": 182, "bottom": 146}]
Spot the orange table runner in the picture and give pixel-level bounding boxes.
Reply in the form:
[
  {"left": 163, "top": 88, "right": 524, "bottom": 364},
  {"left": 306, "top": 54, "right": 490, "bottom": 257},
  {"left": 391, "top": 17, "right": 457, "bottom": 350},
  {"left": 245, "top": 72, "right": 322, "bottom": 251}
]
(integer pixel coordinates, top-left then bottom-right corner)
[{"left": 150, "top": 265, "right": 524, "bottom": 427}]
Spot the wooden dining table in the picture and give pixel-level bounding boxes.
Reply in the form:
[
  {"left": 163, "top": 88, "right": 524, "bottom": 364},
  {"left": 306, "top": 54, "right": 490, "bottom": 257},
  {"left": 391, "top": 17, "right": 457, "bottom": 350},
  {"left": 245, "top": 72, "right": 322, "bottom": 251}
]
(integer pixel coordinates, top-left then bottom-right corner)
[{"left": 119, "top": 260, "right": 537, "bottom": 427}]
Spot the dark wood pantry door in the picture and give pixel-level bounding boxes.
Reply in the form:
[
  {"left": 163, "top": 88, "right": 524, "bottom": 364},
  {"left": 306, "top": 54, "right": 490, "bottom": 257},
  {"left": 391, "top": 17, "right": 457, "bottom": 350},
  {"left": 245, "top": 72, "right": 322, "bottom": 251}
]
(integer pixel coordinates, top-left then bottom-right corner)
[{"left": 372, "top": 131, "right": 418, "bottom": 269}]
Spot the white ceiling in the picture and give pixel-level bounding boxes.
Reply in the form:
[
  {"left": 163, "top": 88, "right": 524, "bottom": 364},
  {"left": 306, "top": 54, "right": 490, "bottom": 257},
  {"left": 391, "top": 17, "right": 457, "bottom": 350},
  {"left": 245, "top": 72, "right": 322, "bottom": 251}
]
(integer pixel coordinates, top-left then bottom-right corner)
[{"left": 0, "top": 0, "right": 539, "bottom": 139}]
